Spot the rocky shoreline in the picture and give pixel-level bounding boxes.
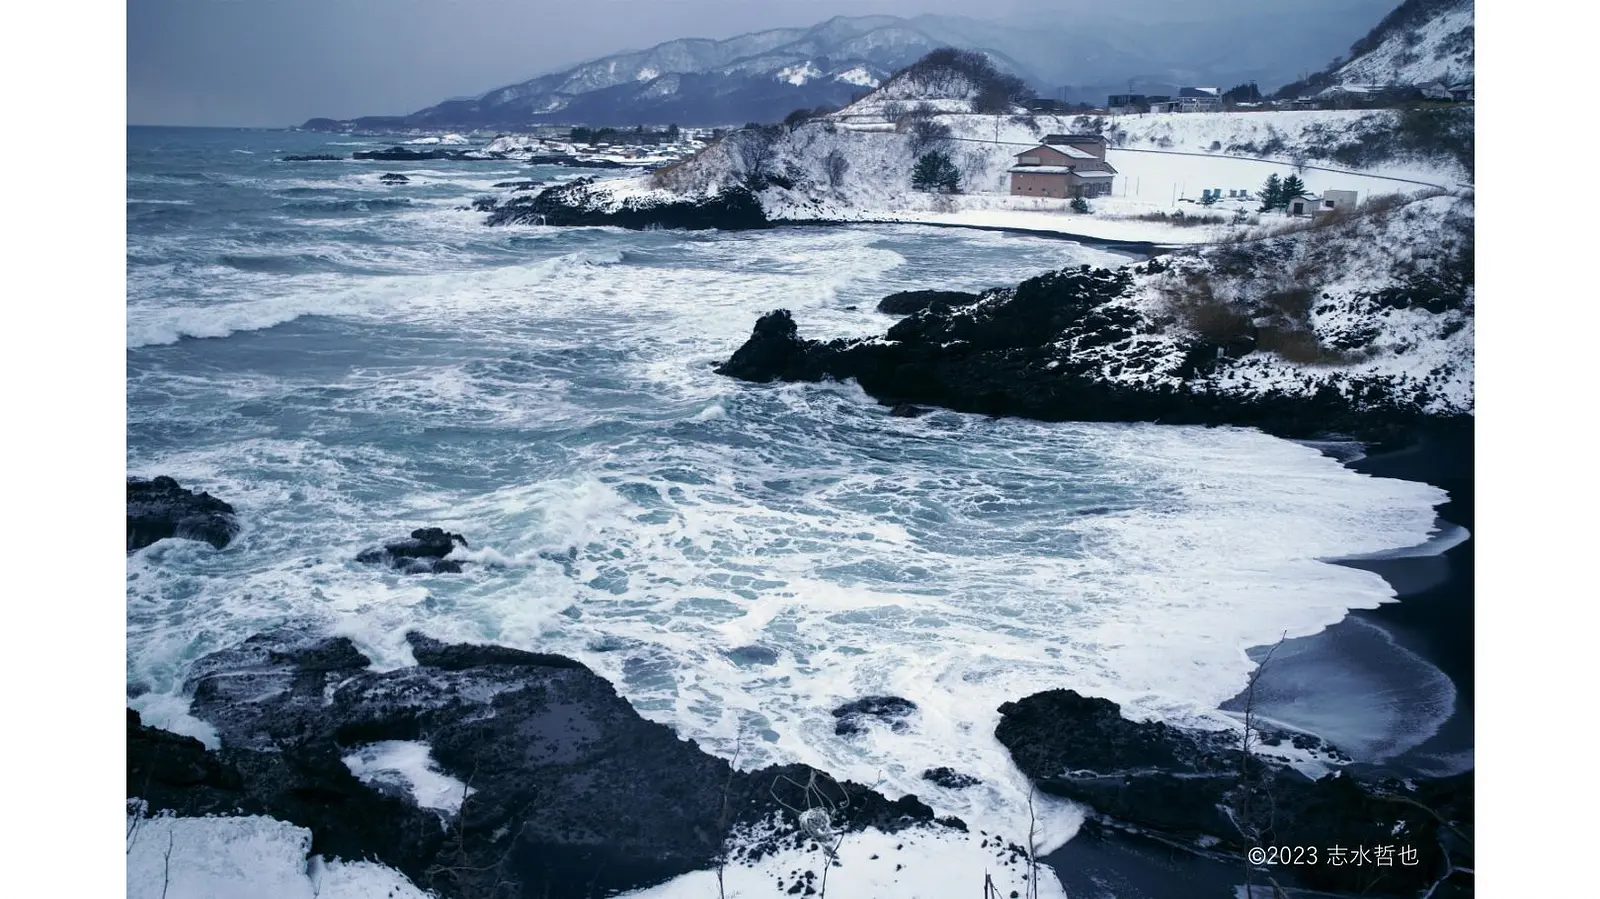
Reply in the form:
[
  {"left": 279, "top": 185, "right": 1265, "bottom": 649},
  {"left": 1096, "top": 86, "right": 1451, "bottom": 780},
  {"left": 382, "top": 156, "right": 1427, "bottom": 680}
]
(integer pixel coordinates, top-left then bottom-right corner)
[
  {"left": 126, "top": 428, "right": 1475, "bottom": 899},
  {"left": 483, "top": 178, "right": 770, "bottom": 230},
  {"left": 129, "top": 202, "right": 1472, "bottom": 896},
  {"left": 129, "top": 629, "right": 949, "bottom": 899}
]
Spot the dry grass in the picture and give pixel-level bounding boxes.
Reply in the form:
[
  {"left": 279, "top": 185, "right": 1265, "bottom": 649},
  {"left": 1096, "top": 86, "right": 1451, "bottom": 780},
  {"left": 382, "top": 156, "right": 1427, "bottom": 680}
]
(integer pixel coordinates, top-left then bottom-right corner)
[
  {"left": 1219, "top": 187, "right": 1445, "bottom": 244},
  {"left": 1260, "top": 287, "right": 1315, "bottom": 322},
  {"left": 1162, "top": 271, "right": 1254, "bottom": 342},
  {"left": 1138, "top": 210, "right": 1227, "bottom": 227}
]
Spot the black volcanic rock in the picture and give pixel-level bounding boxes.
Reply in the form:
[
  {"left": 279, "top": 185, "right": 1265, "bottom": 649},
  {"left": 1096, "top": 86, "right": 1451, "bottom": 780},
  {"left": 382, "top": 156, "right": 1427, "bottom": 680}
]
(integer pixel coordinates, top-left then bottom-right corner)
[
  {"left": 715, "top": 264, "right": 1458, "bottom": 443},
  {"left": 282, "top": 154, "right": 344, "bottom": 162},
  {"left": 995, "top": 689, "right": 1473, "bottom": 895},
  {"left": 354, "top": 146, "right": 455, "bottom": 161},
  {"left": 487, "top": 178, "right": 768, "bottom": 231},
  {"left": 921, "top": 767, "right": 981, "bottom": 789},
  {"left": 379, "top": 173, "right": 411, "bottom": 183},
  {"left": 127, "top": 476, "right": 240, "bottom": 550},
  {"left": 832, "top": 695, "right": 918, "bottom": 736},
  {"left": 133, "top": 628, "right": 948, "bottom": 899},
  {"left": 492, "top": 180, "right": 545, "bottom": 191},
  {"left": 355, "top": 527, "right": 468, "bottom": 574},
  {"left": 875, "top": 289, "right": 981, "bottom": 316}
]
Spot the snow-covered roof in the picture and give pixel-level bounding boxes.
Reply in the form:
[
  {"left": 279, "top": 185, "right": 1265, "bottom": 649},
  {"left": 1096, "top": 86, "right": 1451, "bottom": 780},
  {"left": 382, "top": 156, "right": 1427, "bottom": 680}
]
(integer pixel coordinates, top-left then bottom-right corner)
[
  {"left": 1008, "top": 166, "right": 1115, "bottom": 178},
  {"left": 1019, "top": 143, "right": 1096, "bottom": 160}
]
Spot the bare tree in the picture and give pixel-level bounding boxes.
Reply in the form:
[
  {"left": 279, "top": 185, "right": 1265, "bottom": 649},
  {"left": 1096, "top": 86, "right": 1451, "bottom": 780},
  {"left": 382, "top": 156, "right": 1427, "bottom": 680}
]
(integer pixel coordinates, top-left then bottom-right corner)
[
  {"left": 160, "top": 826, "right": 175, "bottom": 899},
  {"left": 730, "top": 125, "right": 781, "bottom": 189},
  {"left": 823, "top": 149, "right": 850, "bottom": 188},
  {"left": 716, "top": 726, "right": 748, "bottom": 899},
  {"left": 1237, "top": 633, "right": 1288, "bottom": 899},
  {"left": 1026, "top": 784, "right": 1041, "bottom": 899},
  {"left": 907, "top": 118, "right": 953, "bottom": 156}
]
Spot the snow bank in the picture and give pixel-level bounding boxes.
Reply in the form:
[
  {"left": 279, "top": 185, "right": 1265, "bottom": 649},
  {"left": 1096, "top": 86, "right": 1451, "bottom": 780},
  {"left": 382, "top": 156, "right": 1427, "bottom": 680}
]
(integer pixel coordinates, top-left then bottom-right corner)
[
  {"left": 126, "top": 812, "right": 432, "bottom": 899},
  {"left": 619, "top": 820, "right": 1068, "bottom": 899}
]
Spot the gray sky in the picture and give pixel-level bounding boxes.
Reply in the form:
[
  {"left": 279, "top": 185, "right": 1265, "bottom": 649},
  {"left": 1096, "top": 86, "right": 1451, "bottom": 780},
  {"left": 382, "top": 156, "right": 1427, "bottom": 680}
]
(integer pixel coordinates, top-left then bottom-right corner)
[{"left": 128, "top": 0, "right": 1385, "bottom": 127}]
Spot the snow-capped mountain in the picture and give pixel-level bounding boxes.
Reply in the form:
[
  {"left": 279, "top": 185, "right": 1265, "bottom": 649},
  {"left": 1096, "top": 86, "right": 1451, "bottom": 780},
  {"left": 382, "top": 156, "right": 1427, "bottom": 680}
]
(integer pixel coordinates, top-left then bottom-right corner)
[
  {"left": 1277, "top": 0, "right": 1473, "bottom": 96},
  {"left": 302, "top": 5, "right": 1399, "bottom": 130},
  {"left": 1333, "top": 0, "right": 1473, "bottom": 87},
  {"left": 309, "top": 17, "right": 1031, "bottom": 130}
]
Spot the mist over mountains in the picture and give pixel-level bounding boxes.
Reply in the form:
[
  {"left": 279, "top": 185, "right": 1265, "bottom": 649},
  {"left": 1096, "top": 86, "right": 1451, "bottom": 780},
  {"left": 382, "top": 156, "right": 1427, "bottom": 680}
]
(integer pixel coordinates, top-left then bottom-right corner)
[{"left": 304, "top": 3, "right": 1397, "bottom": 129}]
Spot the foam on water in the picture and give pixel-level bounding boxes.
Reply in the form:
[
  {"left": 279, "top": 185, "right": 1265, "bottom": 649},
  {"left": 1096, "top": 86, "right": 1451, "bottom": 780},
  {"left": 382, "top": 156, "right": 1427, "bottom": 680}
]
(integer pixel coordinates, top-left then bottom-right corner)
[
  {"left": 128, "top": 130, "right": 1455, "bottom": 889},
  {"left": 342, "top": 740, "right": 476, "bottom": 816}
]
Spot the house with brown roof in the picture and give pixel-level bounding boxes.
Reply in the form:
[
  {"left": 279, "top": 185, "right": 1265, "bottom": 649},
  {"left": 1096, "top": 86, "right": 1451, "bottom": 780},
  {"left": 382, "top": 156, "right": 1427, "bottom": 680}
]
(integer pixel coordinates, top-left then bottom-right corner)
[{"left": 1008, "top": 134, "right": 1116, "bottom": 199}]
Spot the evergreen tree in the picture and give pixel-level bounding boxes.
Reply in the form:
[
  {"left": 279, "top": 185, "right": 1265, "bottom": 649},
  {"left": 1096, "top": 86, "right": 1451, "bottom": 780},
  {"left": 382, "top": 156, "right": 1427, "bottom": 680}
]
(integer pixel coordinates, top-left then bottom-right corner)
[
  {"left": 1257, "top": 173, "right": 1284, "bottom": 212},
  {"left": 911, "top": 151, "right": 961, "bottom": 193},
  {"left": 1280, "top": 174, "right": 1309, "bottom": 202},
  {"left": 1070, "top": 197, "right": 1090, "bottom": 214}
]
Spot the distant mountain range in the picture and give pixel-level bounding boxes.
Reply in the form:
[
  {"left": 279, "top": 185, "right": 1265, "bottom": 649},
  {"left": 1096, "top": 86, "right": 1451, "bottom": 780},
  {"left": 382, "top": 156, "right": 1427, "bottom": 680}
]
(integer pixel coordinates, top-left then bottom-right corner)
[{"left": 302, "top": 4, "right": 1402, "bottom": 131}]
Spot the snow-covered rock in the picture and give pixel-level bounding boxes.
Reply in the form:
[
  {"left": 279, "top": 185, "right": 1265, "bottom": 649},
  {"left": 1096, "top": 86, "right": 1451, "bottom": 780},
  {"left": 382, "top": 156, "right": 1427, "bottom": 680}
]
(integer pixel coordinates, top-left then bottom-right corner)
[{"left": 716, "top": 190, "right": 1473, "bottom": 438}]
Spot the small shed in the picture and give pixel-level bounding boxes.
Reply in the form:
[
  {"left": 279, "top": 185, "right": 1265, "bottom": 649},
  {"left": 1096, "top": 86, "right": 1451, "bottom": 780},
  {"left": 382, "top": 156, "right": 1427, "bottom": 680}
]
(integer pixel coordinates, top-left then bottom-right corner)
[
  {"left": 1285, "top": 194, "right": 1320, "bottom": 217},
  {"left": 1317, "top": 189, "right": 1360, "bottom": 215},
  {"left": 1420, "top": 82, "right": 1453, "bottom": 101}
]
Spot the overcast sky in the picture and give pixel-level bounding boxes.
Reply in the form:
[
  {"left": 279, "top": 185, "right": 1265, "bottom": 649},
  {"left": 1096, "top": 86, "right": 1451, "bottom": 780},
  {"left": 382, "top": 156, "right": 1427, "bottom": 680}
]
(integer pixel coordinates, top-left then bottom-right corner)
[{"left": 128, "top": 0, "right": 1383, "bottom": 127}]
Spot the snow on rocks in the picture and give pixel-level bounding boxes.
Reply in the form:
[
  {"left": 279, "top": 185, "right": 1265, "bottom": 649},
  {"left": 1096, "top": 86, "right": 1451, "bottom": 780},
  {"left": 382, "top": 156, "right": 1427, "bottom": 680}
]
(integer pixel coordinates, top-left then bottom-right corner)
[
  {"left": 717, "top": 191, "right": 1473, "bottom": 439},
  {"left": 618, "top": 817, "right": 1068, "bottom": 899}
]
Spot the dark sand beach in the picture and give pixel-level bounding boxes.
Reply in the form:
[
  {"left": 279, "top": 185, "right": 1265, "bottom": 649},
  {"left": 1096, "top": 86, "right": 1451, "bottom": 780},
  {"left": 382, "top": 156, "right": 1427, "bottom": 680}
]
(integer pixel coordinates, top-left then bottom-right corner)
[{"left": 1046, "top": 423, "right": 1474, "bottom": 897}]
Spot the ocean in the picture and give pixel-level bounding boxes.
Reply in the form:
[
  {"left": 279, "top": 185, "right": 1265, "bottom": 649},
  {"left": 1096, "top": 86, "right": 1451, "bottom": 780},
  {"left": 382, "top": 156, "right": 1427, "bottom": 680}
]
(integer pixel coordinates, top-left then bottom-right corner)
[{"left": 126, "top": 126, "right": 1450, "bottom": 860}]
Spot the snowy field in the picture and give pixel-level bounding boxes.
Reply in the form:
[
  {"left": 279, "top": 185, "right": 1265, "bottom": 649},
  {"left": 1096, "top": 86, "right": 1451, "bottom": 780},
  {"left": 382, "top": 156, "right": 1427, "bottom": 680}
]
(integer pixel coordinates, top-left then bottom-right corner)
[{"left": 629, "top": 105, "right": 1466, "bottom": 245}]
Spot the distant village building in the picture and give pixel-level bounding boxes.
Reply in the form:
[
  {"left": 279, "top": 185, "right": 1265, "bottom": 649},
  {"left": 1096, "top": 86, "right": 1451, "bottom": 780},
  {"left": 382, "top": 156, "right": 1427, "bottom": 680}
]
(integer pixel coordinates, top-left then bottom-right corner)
[
  {"left": 1317, "top": 189, "right": 1359, "bottom": 214},
  {"left": 1285, "top": 194, "right": 1319, "bottom": 217},
  {"left": 1175, "top": 87, "right": 1223, "bottom": 112},
  {"left": 1008, "top": 134, "right": 1116, "bottom": 199},
  {"left": 1285, "top": 190, "right": 1359, "bottom": 218},
  {"left": 1420, "top": 82, "right": 1453, "bottom": 101}
]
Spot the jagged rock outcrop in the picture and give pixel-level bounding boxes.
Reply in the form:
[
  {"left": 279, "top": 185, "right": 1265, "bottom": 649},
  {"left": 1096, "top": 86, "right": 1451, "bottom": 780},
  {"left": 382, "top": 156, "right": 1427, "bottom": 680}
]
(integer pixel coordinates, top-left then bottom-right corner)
[
  {"left": 127, "top": 476, "right": 240, "bottom": 550},
  {"left": 355, "top": 527, "right": 469, "bottom": 574},
  {"left": 996, "top": 689, "right": 1474, "bottom": 896},
  {"left": 486, "top": 178, "right": 769, "bottom": 231},
  {"left": 831, "top": 695, "right": 918, "bottom": 736},
  {"left": 875, "top": 289, "right": 981, "bottom": 316},
  {"left": 132, "top": 629, "right": 948, "bottom": 899}
]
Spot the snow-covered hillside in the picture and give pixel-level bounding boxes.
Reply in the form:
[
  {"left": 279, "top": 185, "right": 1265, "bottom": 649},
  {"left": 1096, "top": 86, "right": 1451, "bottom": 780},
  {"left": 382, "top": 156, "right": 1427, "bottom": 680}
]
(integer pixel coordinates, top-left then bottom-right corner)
[
  {"left": 611, "top": 97, "right": 1468, "bottom": 243},
  {"left": 1333, "top": 0, "right": 1473, "bottom": 87},
  {"left": 1091, "top": 192, "right": 1474, "bottom": 415}
]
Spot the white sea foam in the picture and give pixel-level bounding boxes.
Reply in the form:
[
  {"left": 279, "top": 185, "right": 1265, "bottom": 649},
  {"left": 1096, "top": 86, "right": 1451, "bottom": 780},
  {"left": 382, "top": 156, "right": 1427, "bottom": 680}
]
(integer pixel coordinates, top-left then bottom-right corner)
[
  {"left": 342, "top": 740, "right": 476, "bottom": 816},
  {"left": 129, "top": 185, "right": 1455, "bottom": 896}
]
